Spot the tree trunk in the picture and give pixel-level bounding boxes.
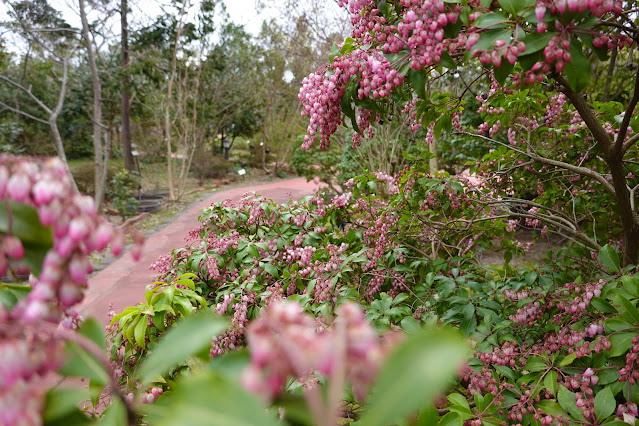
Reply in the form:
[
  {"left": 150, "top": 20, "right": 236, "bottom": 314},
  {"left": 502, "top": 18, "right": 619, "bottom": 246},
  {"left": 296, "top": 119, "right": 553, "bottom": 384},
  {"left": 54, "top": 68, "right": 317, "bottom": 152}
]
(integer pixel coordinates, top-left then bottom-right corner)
[
  {"left": 121, "top": 0, "right": 134, "bottom": 172},
  {"left": 429, "top": 135, "right": 438, "bottom": 175},
  {"left": 79, "top": 0, "right": 106, "bottom": 209},
  {"left": 164, "top": 0, "right": 189, "bottom": 201},
  {"left": 608, "top": 155, "right": 639, "bottom": 265}
]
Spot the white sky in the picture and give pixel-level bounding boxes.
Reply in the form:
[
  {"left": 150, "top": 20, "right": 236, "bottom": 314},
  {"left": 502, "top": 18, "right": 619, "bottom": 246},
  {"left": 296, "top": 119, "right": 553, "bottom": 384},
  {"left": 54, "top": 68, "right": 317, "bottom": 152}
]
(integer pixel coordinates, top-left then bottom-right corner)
[{"left": 8, "top": 0, "right": 277, "bottom": 36}]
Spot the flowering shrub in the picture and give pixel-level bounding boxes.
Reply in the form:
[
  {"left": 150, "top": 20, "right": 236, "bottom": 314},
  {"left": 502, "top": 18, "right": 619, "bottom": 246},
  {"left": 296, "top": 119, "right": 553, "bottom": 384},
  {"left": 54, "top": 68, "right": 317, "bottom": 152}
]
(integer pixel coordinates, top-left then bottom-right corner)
[
  {"left": 300, "top": 0, "right": 639, "bottom": 265},
  {"left": 0, "top": 154, "right": 142, "bottom": 424}
]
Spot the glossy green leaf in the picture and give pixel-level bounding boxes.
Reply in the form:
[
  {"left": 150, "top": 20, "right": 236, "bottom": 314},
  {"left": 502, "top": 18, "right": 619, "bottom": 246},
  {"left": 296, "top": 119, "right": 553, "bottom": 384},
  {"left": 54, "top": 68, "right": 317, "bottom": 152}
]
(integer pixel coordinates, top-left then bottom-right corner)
[
  {"left": 144, "top": 370, "right": 280, "bottom": 426},
  {"left": 99, "top": 398, "right": 128, "bottom": 426},
  {"left": 543, "top": 370, "right": 558, "bottom": 396},
  {"left": 557, "top": 386, "right": 587, "bottom": 421},
  {"left": 262, "top": 262, "right": 278, "bottom": 278},
  {"left": 360, "top": 328, "right": 470, "bottom": 426},
  {"left": 78, "top": 318, "right": 107, "bottom": 352},
  {"left": 58, "top": 342, "right": 109, "bottom": 385},
  {"left": 619, "top": 295, "right": 639, "bottom": 325},
  {"left": 599, "top": 244, "right": 621, "bottom": 273},
  {"left": 137, "top": 311, "right": 228, "bottom": 386},
  {"left": 622, "top": 276, "right": 639, "bottom": 298},
  {"left": 498, "top": 0, "right": 536, "bottom": 15},
  {"left": 595, "top": 386, "right": 616, "bottom": 422},
  {"left": 408, "top": 69, "right": 427, "bottom": 99},
  {"left": 43, "top": 388, "right": 90, "bottom": 424},
  {"left": 608, "top": 331, "right": 637, "bottom": 357}
]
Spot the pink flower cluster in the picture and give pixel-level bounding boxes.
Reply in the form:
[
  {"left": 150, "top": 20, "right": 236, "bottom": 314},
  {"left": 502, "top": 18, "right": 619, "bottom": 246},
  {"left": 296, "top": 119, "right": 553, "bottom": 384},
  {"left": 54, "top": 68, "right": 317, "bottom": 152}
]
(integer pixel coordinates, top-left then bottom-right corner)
[
  {"left": 299, "top": 51, "right": 402, "bottom": 150},
  {"left": 0, "top": 156, "right": 141, "bottom": 324},
  {"left": 241, "top": 301, "right": 395, "bottom": 402},
  {"left": 0, "top": 155, "right": 144, "bottom": 424}
]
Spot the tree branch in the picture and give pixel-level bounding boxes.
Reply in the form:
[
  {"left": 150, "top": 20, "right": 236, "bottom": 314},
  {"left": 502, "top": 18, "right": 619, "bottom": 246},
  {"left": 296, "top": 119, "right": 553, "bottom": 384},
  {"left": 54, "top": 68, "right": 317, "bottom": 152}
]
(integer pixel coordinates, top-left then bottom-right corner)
[
  {"left": 463, "top": 132, "right": 617, "bottom": 195},
  {"left": 0, "top": 75, "right": 52, "bottom": 114},
  {"left": 551, "top": 73, "right": 614, "bottom": 155},
  {"left": 614, "top": 64, "right": 639, "bottom": 155},
  {"left": 622, "top": 133, "right": 639, "bottom": 154},
  {"left": 0, "top": 101, "right": 48, "bottom": 124}
]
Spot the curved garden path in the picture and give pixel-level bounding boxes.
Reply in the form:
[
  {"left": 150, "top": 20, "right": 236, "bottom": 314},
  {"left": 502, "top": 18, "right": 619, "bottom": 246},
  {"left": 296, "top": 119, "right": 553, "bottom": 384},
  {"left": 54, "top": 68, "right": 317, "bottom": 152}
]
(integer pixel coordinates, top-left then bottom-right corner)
[{"left": 79, "top": 177, "right": 322, "bottom": 325}]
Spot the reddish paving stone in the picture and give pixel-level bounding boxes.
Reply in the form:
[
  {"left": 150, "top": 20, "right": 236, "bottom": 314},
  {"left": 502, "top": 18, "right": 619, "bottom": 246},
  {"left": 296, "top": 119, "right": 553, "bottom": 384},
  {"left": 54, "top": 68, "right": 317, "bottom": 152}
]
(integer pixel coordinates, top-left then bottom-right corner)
[{"left": 80, "top": 177, "right": 322, "bottom": 325}]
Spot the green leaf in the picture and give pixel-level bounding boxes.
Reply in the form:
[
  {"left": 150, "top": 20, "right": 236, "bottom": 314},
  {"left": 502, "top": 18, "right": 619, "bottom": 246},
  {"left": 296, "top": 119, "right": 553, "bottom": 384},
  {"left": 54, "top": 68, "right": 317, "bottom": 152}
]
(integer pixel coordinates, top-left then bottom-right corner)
[
  {"left": 78, "top": 318, "right": 107, "bottom": 352},
  {"left": 134, "top": 316, "right": 148, "bottom": 349},
  {"left": 493, "top": 60, "right": 514, "bottom": 85},
  {"left": 58, "top": 342, "right": 109, "bottom": 385},
  {"left": 43, "top": 388, "right": 89, "bottom": 423},
  {"left": 590, "top": 297, "right": 618, "bottom": 314},
  {"left": 99, "top": 398, "right": 128, "bottom": 426},
  {"left": 535, "top": 400, "right": 568, "bottom": 418},
  {"left": 558, "top": 386, "right": 587, "bottom": 421},
  {"left": 525, "top": 356, "right": 548, "bottom": 372},
  {"left": 144, "top": 370, "right": 280, "bottom": 426},
  {"left": 401, "top": 316, "right": 422, "bottom": 334},
  {"left": 360, "top": 328, "right": 470, "bottom": 426},
  {"left": 137, "top": 310, "right": 228, "bottom": 386},
  {"left": 595, "top": 386, "right": 616, "bottom": 422},
  {"left": 89, "top": 379, "right": 104, "bottom": 409},
  {"left": 472, "top": 12, "right": 509, "bottom": 29},
  {"left": 608, "top": 331, "right": 637, "bottom": 357},
  {"left": 521, "top": 32, "right": 554, "bottom": 55},
  {"left": 0, "top": 201, "right": 53, "bottom": 276},
  {"left": 564, "top": 41, "right": 591, "bottom": 92},
  {"left": 599, "top": 244, "right": 621, "bottom": 273},
  {"left": 498, "top": 0, "right": 536, "bottom": 15},
  {"left": 329, "top": 42, "right": 340, "bottom": 64},
  {"left": 619, "top": 295, "right": 639, "bottom": 325},
  {"left": 621, "top": 276, "right": 639, "bottom": 298},
  {"left": 408, "top": 69, "right": 427, "bottom": 99},
  {"left": 262, "top": 262, "right": 278, "bottom": 278},
  {"left": 447, "top": 393, "right": 471, "bottom": 411},
  {"left": 544, "top": 370, "right": 558, "bottom": 396}
]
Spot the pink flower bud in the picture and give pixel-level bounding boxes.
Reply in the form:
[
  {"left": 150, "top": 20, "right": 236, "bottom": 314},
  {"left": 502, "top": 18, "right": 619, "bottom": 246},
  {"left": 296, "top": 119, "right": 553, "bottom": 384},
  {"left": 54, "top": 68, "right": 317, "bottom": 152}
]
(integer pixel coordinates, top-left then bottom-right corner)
[
  {"left": 131, "top": 244, "right": 142, "bottom": 262},
  {"left": 28, "top": 283, "right": 55, "bottom": 302},
  {"left": 111, "top": 231, "right": 125, "bottom": 256},
  {"left": 7, "top": 173, "right": 31, "bottom": 202},
  {"left": 0, "top": 166, "right": 8, "bottom": 198},
  {"left": 535, "top": 5, "right": 546, "bottom": 21},
  {"left": 32, "top": 180, "right": 56, "bottom": 205},
  {"left": 3, "top": 236, "right": 24, "bottom": 259},
  {"left": 68, "top": 218, "right": 89, "bottom": 243},
  {"left": 59, "top": 282, "right": 83, "bottom": 308},
  {"left": 68, "top": 254, "right": 90, "bottom": 284},
  {"left": 22, "top": 300, "right": 49, "bottom": 324}
]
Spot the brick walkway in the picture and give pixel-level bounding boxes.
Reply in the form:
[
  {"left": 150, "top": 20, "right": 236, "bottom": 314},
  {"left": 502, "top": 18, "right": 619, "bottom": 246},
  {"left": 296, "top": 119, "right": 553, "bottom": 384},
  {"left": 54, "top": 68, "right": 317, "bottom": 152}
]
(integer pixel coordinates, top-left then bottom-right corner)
[{"left": 79, "top": 177, "right": 322, "bottom": 324}]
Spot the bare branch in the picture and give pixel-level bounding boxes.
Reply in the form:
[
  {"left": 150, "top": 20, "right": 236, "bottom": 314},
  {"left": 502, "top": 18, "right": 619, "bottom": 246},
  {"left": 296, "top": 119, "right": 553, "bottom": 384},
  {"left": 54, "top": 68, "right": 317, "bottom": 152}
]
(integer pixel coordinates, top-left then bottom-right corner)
[
  {"left": 0, "top": 75, "right": 52, "bottom": 114},
  {"left": 0, "top": 102, "right": 49, "bottom": 124},
  {"left": 623, "top": 133, "right": 639, "bottom": 154},
  {"left": 462, "top": 131, "right": 617, "bottom": 195}
]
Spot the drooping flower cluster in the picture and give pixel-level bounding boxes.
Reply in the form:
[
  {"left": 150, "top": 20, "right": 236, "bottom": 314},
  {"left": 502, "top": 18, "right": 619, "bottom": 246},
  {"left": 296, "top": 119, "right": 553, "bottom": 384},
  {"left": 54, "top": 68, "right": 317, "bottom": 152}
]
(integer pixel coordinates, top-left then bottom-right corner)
[
  {"left": 240, "top": 301, "right": 396, "bottom": 401},
  {"left": 0, "top": 155, "right": 140, "bottom": 323},
  {"left": 299, "top": 50, "right": 403, "bottom": 150},
  {"left": 0, "top": 155, "right": 143, "bottom": 425}
]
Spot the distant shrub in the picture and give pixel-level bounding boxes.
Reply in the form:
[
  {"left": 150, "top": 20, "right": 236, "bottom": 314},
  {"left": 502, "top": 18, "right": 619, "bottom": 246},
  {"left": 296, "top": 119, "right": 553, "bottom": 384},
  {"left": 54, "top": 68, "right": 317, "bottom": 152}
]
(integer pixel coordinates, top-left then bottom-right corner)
[
  {"left": 191, "top": 155, "right": 232, "bottom": 181},
  {"left": 107, "top": 170, "right": 140, "bottom": 218},
  {"left": 70, "top": 162, "right": 118, "bottom": 196}
]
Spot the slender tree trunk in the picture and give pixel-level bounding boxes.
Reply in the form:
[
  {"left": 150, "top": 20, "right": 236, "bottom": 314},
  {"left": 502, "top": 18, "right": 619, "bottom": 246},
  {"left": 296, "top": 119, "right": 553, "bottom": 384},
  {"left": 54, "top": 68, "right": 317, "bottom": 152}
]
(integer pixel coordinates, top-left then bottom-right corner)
[
  {"left": 121, "top": 0, "right": 134, "bottom": 171},
  {"left": 608, "top": 155, "right": 639, "bottom": 265},
  {"left": 165, "top": 0, "right": 189, "bottom": 201},
  {"left": 429, "top": 136, "right": 438, "bottom": 175},
  {"left": 79, "top": 0, "right": 106, "bottom": 209}
]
